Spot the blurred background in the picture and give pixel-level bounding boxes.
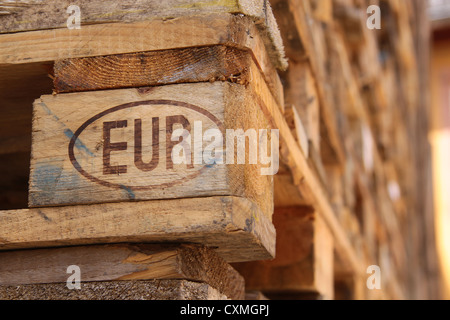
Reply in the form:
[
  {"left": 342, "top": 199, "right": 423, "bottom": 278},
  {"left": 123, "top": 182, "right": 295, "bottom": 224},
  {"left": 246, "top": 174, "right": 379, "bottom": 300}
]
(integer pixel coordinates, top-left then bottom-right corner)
[{"left": 429, "top": 0, "right": 450, "bottom": 300}]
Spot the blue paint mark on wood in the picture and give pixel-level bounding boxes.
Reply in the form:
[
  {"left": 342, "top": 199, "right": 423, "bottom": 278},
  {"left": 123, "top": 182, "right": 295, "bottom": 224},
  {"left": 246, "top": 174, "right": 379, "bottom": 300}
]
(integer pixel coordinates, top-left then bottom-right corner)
[
  {"left": 38, "top": 102, "right": 60, "bottom": 122},
  {"left": 120, "top": 185, "right": 136, "bottom": 200},
  {"left": 64, "top": 129, "right": 95, "bottom": 157},
  {"left": 38, "top": 101, "right": 95, "bottom": 157}
]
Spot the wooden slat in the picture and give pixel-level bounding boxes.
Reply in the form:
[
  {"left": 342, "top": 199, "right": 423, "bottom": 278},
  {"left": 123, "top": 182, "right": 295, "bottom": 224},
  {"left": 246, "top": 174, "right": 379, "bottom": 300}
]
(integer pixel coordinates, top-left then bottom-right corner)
[
  {"left": 0, "top": 0, "right": 287, "bottom": 70},
  {"left": 0, "top": 244, "right": 245, "bottom": 300},
  {"left": 286, "top": 0, "right": 346, "bottom": 166},
  {"left": 0, "top": 13, "right": 284, "bottom": 109},
  {"left": 234, "top": 207, "right": 334, "bottom": 299},
  {"left": 244, "top": 48, "right": 362, "bottom": 274},
  {"left": 0, "top": 196, "right": 276, "bottom": 263},
  {"left": 282, "top": 61, "right": 320, "bottom": 154},
  {"left": 53, "top": 45, "right": 250, "bottom": 93}
]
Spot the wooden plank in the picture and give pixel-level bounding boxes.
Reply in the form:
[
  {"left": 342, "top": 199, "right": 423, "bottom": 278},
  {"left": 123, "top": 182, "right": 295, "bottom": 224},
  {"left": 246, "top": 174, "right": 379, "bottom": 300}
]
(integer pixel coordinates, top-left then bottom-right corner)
[
  {"left": 244, "top": 47, "right": 362, "bottom": 274},
  {"left": 52, "top": 43, "right": 283, "bottom": 110},
  {"left": 284, "top": 104, "right": 309, "bottom": 158},
  {"left": 270, "top": 0, "right": 305, "bottom": 62},
  {"left": 287, "top": 0, "right": 346, "bottom": 166},
  {"left": 274, "top": 173, "right": 309, "bottom": 207},
  {"left": 0, "top": 196, "right": 276, "bottom": 263},
  {"left": 0, "top": 13, "right": 284, "bottom": 112},
  {"left": 0, "top": 0, "right": 287, "bottom": 69},
  {"left": 282, "top": 62, "right": 320, "bottom": 154},
  {"left": 29, "top": 81, "right": 273, "bottom": 222},
  {"left": 53, "top": 45, "right": 250, "bottom": 93},
  {"left": 0, "top": 244, "right": 245, "bottom": 300},
  {"left": 0, "top": 279, "right": 228, "bottom": 300},
  {"left": 0, "top": 3, "right": 287, "bottom": 66},
  {"left": 233, "top": 207, "right": 334, "bottom": 299}
]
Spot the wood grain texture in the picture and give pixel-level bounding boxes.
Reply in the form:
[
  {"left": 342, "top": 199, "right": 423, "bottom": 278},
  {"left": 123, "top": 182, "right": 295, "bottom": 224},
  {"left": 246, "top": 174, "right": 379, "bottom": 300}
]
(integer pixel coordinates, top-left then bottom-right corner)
[
  {"left": 287, "top": 0, "right": 345, "bottom": 166},
  {"left": 0, "top": 244, "right": 245, "bottom": 300},
  {"left": 0, "top": 0, "right": 287, "bottom": 69},
  {"left": 53, "top": 45, "right": 250, "bottom": 93},
  {"left": 0, "top": 196, "right": 276, "bottom": 262},
  {"left": 233, "top": 207, "right": 334, "bottom": 299},
  {"left": 0, "top": 279, "right": 228, "bottom": 300},
  {"left": 243, "top": 50, "right": 362, "bottom": 274},
  {"left": 282, "top": 62, "right": 320, "bottom": 154},
  {"left": 29, "top": 82, "right": 273, "bottom": 222},
  {"left": 274, "top": 173, "right": 309, "bottom": 207},
  {"left": 0, "top": 1, "right": 287, "bottom": 68},
  {"left": 0, "top": 12, "right": 285, "bottom": 108}
]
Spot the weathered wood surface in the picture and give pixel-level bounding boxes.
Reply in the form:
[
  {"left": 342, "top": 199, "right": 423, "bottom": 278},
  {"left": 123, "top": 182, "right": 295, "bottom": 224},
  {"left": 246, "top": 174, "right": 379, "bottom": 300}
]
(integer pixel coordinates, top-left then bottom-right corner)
[
  {"left": 282, "top": 0, "right": 345, "bottom": 166},
  {"left": 53, "top": 45, "right": 250, "bottom": 93},
  {"left": 0, "top": 244, "right": 245, "bottom": 300},
  {"left": 0, "top": 13, "right": 285, "bottom": 104},
  {"left": 0, "top": 279, "right": 228, "bottom": 300},
  {"left": 30, "top": 81, "right": 274, "bottom": 222},
  {"left": 0, "top": 196, "right": 276, "bottom": 262},
  {"left": 234, "top": 207, "right": 334, "bottom": 299},
  {"left": 0, "top": 0, "right": 287, "bottom": 69},
  {"left": 0, "top": 3, "right": 287, "bottom": 69},
  {"left": 243, "top": 50, "right": 362, "bottom": 274}
]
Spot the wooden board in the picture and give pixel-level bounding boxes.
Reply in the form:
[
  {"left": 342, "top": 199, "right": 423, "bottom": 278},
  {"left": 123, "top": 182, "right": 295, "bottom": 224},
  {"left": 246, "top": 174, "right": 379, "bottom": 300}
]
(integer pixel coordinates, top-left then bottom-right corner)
[
  {"left": 242, "top": 47, "right": 362, "bottom": 274},
  {"left": 0, "top": 0, "right": 287, "bottom": 70},
  {"left": 0, "top": 244, "right": 245, "bottom": 300},
  {"left": 233, "top": 206, "right": 334, "bottom": 299},
  {"left": 53, "top": 45, "right": 250, "bottom": 93},
  {"left": 0, "top": 14, "right": 285, "bottom": 106},
  {"left": 282, "top": 62, "right": 320, "bottom": 154},
  {"left": 0, "top": 279, "right": 228, "bottom": 300},
  {"left": 29, "top": 81, "right": 273, "bottom": 222},
  {"left": 286, "top": 0, "right": 345, "bottom": 166},
  {"left": 0, "top": 196, "right": 276, "bottom": 263}
]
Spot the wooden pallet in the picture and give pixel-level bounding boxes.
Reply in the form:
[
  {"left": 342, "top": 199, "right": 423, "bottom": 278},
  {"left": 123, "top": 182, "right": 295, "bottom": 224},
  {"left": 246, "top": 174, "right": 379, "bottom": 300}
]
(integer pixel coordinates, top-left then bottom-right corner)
[{"left": 0, "top": 0, "right": 437, "bottom": 300}]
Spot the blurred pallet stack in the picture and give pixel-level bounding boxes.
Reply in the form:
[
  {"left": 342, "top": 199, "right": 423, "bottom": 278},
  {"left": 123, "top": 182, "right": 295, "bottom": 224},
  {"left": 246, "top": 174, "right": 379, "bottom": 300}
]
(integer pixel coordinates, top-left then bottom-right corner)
[
  {"left": 0, "top": 0, "right": 439, "bottom": 300},
  {"left": 235, "top": 0, "right": 438, "bottom": 300}
]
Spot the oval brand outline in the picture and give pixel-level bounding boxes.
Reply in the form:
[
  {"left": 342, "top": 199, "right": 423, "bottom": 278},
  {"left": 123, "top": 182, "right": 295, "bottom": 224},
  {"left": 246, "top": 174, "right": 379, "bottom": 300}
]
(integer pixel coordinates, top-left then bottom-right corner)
[{"left": 68, "top": 99, "right": 224, "bottom": 190}]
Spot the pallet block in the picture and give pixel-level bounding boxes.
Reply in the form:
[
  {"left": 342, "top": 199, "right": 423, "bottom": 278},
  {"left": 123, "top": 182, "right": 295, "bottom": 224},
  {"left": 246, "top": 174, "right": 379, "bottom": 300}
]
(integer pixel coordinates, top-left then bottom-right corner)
[
  {"left": 29, "top": 82, "right": 274, "bottom": 219},
  {"left": 233, "top": 206, "right": 334, "bottom": 300}
]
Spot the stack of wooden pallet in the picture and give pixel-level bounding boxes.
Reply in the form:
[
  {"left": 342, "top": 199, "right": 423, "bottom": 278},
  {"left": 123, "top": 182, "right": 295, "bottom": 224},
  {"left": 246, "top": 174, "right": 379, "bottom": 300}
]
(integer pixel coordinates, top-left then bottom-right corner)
[{"left": 0, "top": 0, "right": 438, "bottom": 300}]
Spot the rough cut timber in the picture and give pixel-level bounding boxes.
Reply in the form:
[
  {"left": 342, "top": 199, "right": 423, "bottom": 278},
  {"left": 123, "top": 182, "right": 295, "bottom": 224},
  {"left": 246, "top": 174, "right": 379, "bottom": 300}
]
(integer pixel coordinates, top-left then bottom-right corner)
[
  {"left": 53, "top": 46, "right": 250, "bottom": 93},
  {"left": 284, "top": 0, "right": 346, "bottom": 166},
  {"left": 0, "top": 244, "right": 245, "bottom": 300},
  {"left": 242, "top": 51, "right": 362, "bottom": 275},
  {"left": 29, "top": 81, "right": 274, "bottom": 220},
  {"left": 0, "top": 196, "right": 275, "bottom": 262},
  {"left": 233, "top": 206, "right": 334, "bottom": 299},
  {"left": 282, "top": 62, "right": 320, "bottom": 155},
  {"left": 0, "top": 279, "right": 228, "bottom": 300},
  {"left": 52, "top": 43, "right": 284, "bottom": 109},
  {"left": 0, "top": 0, "right": 287, "bottom": 70},
  {"left": 0, "top": 0, "right": 437, "bottom": 301},
  {"left": 0, "top": 13, "right": 285, "bottom": 106}
]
